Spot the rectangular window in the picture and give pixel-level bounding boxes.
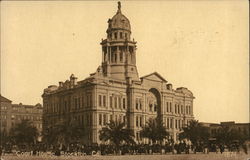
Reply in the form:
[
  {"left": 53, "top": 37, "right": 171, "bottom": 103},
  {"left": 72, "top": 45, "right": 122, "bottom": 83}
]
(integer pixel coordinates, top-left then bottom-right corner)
[
  {"left": 103, "top": 114, "right": 107, "bottom": 125},
  {"left": 110, "top": 96, "right": 113, "bottom": 108},
  {"left": 99, "top": 114, "right": 102, "bottom": 126},
  {"left": 123, "top": 98, "right": 126, "bottom": 109},
  {"left": 110, "top": 114, "right": 113, "bottom": 122},
  {"left": 140, "top": 116, "right": 142, "bottom": 127},
  {"left": 136, "top": 116, "right": 139, "bottom": 127},
  {"left": 139, "top": 100, "right": 142, "bottom": 110},
  {"left": 120, "top": 32, "right": 123, "bottom": 39},
  {"left": 82, "top": 96, "right": 85, "bottom": 108},
  {"left": 89, "top": 94, "right": 92, "bottom": 107},
  {"left": 136, "top": 99, "right": 139, "bottom": 110},
  {"left": 170, "top": 119, "right": 173, "bottom": 128},
  {"left": 103, "top": 96, "right": 106, "bottom": 107},
  {"left": 78, "top": 98, "right": 80, "bottom": 109},
  {"left": 170, "top": 102, "right": 172, "bottom": 112},
  {"left": 114, "top": 32, "right": 117, "bottom": 39},
  {"left": 166, "top": 102, "right": 169, "bottom": 112},
  {"left": 119, "top": 97, "right": 121, "bottom": 108},
  {"left": 120, "top": 52, "right": 123, "bottom": 62},
  {"left": 99, "top": 95, "right": 102, "bottom": 107},
  {"left": 175, "top": 119, "right": 178, "bottom": 129},
  {"left": 114, "top": 97, "right": 117, "bottom": 108},
  {"left": 167, "top": 118, "right": 169, "bottom": 129}
]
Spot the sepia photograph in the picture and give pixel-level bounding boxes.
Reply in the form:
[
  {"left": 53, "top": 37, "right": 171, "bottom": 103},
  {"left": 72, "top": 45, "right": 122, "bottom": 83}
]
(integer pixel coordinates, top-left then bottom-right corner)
[{"left": 0, "top": 0, "right": 249, "bottom": 160}]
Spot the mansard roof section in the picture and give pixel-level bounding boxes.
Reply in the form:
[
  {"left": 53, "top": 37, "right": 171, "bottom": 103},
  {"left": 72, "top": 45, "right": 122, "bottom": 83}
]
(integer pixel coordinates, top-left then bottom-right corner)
[
  {"left": 176, "top": 87, "right": 194, "bottom": 98},
  {"left": 140, "top": 72, "right": 168, "bottom": 83},
  {"left": 43, "top": 73, "right": 105, "bottom": 95},
  {"left": 12, "top": 103, "right": 43, "bottom": 109}
]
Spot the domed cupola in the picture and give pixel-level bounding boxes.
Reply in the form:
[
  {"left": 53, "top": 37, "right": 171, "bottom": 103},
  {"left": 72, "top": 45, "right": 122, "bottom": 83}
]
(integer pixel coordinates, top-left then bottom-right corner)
[
  {"left": 106, "top": 2, "right": 131, "bottom": 41},
  {"left": 100, "top": 2, "right": 139, "bottom": 81}
]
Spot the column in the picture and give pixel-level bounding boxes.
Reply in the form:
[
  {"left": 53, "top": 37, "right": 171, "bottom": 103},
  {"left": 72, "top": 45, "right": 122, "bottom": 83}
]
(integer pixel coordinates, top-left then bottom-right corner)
[
  {"left": 191, "top": 101, "right": 193, "bottom": 115},
  {"left": 109, "top": 47, "right": 112, "bottom": 63}
]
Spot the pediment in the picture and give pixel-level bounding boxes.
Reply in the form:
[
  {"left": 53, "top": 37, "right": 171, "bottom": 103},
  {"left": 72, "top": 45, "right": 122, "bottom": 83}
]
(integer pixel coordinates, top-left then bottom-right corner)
[{"left": 140, "top": 72, "right": 167, "bottom": 83}]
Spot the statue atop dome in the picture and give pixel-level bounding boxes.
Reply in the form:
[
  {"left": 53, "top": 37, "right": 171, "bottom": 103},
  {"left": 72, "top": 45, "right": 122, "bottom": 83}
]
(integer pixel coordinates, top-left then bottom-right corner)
[{"left": 118, "top": 1, "right": 121, "bottom": 12}]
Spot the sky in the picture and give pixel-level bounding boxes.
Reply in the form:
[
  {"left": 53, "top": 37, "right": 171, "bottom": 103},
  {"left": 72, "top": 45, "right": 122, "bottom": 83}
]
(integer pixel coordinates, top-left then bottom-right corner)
[{"left": 1, "top": 1, "right": 249, "bottom": 123}]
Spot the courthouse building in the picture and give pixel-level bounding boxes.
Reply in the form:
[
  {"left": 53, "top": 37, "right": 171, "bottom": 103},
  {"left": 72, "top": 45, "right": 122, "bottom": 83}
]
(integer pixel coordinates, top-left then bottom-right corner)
[{"left": 42, "top": 2, "right": 195, "bottom": 144}]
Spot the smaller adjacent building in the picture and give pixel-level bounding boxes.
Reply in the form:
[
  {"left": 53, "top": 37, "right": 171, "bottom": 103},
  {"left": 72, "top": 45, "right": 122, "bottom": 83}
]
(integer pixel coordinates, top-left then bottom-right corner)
[
  {"left": 200, "top": 121, "right": 250, "bottom": 138},
  {"left": 11, "top": 103, "right": 43, "bottom": 134},
  {"left": 0, "top": 95, "right": 12, "bottom": 132},
  {"left": 0, "top": 95, "right": 43, "bottom": 135}
]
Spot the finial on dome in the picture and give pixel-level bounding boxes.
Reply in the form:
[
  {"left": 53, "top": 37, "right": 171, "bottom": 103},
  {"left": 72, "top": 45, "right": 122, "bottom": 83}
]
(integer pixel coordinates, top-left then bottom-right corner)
[{"left": 118, "top": 1, "right": 121, "bottom": 13}]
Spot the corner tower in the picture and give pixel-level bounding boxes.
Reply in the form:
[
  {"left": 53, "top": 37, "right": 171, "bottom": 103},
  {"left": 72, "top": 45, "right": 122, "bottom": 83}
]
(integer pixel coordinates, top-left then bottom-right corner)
[{"left": 100, "top": 2, "right": 139, "bottom": 81}]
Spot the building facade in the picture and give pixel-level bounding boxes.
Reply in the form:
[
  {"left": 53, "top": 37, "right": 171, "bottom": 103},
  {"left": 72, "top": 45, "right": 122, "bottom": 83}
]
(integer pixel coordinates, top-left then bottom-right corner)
[
  {"left": 11, "top": 103, "right": 43, "bottom": 134},
  {"left": 201, "top": 121, "right": 250, "bottom": 138},
  {"left": 0, "top": 95, "right": 12, "bottom": 133},
  {"left": 0, "top": 95, "right": 43, "bottom": 135},
  {"left": 42, "top": 2, "right": 195, "bottom": 144}
]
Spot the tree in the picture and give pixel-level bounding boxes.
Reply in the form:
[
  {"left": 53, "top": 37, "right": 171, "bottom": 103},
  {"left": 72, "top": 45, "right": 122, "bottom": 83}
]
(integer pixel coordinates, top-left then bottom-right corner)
[
  {"left": 99, "top": 120, "right": 135, "bottom": 148},
  {"left": 9, "top": 120, "right": 38, "bottom": 146},
  {"left": 43, "top": 118, "right": 85, "bottom": 147},
  {"left": 215, "top": 126, "right": 249, "bottom": 146},
  {"left": 179, "top": 120, "right": 210, "bottom": 146},
  {"left": 140, "top": 117, "right": 169, "bottom": 144},
  {"left": 0, "top": 129, "right": 9, "bottom": 146}
]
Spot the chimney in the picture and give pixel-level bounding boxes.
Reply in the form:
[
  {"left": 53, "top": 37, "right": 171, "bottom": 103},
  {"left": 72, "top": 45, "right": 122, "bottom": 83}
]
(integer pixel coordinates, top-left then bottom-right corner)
[
  {"left": 59, "top": 81, "right": 63, "bottom": 87},
  {"left": 167, "top": 84, "right": 172, "bottom": 90}
]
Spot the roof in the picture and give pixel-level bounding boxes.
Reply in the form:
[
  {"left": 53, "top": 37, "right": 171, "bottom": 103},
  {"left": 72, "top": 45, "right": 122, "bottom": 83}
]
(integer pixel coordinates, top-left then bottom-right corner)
[
  {"left": 107, "top": 2, "right": 131, "bottom": 32},
  {"left": 140, "top": 72, "right": 168, "bottom": 83},
  {"left": 12, "top": 103, "right": 43, "bottom": 109},
  {"left": 0, "top": 95, "right": 12, "bottom": 103}
]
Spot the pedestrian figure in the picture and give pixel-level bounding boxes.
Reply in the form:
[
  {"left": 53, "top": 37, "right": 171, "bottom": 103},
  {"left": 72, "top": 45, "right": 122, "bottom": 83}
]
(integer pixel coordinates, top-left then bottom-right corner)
[{"left": 219, "top": 144, "right": 224, "bottom": 154}]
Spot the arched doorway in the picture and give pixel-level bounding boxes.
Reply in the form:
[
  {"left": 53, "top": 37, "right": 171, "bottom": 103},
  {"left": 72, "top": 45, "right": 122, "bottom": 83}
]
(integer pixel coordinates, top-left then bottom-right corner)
[{"left": 147, "top": 88, "right": 161, "bottom": 117}]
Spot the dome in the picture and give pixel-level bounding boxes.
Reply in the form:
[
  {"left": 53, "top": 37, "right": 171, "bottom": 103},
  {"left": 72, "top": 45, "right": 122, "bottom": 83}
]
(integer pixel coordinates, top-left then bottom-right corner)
[{"left": 107, "top": 2, "right": 131, "bottom": 32}]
